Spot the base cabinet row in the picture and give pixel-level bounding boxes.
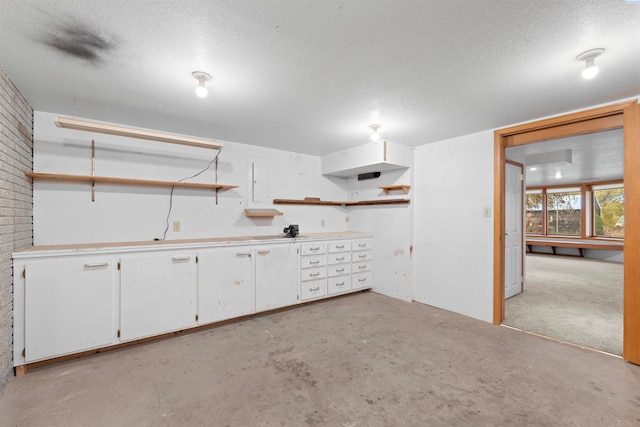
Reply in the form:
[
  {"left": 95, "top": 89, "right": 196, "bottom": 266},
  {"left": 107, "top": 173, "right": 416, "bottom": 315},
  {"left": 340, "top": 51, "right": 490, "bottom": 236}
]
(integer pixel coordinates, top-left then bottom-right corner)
[{"left": 15, "top": 238, "right": 370, "bottom": 365}]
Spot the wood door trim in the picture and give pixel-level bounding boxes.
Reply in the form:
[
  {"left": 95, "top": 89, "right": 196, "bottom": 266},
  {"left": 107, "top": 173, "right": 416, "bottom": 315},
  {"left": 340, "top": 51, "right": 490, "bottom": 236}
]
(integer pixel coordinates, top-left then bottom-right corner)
[{"left": 494, "top": 99, "right": 640, "bottom": 365}]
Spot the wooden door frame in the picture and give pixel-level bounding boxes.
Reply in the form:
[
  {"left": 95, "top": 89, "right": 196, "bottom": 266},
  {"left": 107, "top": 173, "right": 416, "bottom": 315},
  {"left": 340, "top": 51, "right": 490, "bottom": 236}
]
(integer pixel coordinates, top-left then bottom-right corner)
[{"left": 493, "top": 100, "right": 640, "bottom": 364}]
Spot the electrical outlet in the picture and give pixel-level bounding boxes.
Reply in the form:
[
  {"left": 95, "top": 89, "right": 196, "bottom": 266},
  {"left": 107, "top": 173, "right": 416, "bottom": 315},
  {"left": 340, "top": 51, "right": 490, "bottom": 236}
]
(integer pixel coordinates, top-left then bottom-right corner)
[
  {"left": 173, "top": 221, "right": 181, "bottom": 232},
  {"left": 321, "top": 219, "right": 325, "bottom": 227}
]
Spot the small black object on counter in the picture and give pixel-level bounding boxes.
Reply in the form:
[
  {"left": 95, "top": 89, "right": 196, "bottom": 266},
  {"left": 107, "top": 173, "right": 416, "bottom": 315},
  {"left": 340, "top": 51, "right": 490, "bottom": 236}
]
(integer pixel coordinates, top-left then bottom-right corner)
[{"left": 284, "top": 224, "right": 299, "bottom": 238}]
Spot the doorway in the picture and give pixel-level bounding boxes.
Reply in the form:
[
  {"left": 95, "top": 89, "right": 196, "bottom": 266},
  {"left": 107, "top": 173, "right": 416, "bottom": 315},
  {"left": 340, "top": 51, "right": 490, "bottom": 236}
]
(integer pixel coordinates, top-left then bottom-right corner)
[{"left": 493, "top": 100, "right": 640, "bottom": 364}]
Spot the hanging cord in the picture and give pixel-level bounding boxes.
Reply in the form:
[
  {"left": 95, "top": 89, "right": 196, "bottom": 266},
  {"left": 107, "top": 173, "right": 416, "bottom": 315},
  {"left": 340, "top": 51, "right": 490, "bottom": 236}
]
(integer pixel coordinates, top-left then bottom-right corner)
[{"left": 156, "top": 148, "right": 223, "bottom": 240}]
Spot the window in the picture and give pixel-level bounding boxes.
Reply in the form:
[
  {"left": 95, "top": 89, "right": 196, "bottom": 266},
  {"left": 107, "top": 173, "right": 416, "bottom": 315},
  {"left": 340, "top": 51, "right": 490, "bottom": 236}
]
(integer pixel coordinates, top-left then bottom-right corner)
[
  {"left": 525, "top": 182, "right": 623, "bottom": 239},
  {"left": 525, "top": 190, "right": 543, "bottom": 234},
  {"left": 593, "top": 184, "right": 624, "bottom": 238},
  {"left": 546, "top": 188, "right": 581, "bottom": 236}
]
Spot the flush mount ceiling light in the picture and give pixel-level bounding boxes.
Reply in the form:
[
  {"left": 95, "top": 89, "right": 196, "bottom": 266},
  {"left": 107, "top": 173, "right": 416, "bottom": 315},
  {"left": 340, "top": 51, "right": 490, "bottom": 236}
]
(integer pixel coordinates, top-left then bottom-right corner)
[
  {"left": 576, "top": 48, "right": 605, "bottom": 79},
  {"left": 192, "top": 71, "right": 212, "bottom": 97},
  {"left": 369, "top": 124, "right": 381, "bottom": 141}
]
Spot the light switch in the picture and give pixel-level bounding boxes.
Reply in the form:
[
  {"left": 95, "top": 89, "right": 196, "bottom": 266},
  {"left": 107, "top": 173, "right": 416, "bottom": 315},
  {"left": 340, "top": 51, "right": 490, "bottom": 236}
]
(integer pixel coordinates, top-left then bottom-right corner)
[{"left": 483, "top": 207, "right": 491, "bottom": 218}]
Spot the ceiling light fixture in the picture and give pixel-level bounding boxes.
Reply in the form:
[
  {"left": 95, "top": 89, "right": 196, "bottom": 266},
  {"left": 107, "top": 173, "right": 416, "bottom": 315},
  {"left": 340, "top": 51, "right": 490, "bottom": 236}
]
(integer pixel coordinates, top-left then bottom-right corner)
[
  {"left": 192, "top": 71, "right": 212, "bottom": 98},
  {"left": 555, "top": 170, "right": 562, "bottom": 179},
  {"left": 369, "top": 124, "right": 381, "bottom": 141},
  {"left": 575, "top": 48, "right": 605, "bottom": 79}
]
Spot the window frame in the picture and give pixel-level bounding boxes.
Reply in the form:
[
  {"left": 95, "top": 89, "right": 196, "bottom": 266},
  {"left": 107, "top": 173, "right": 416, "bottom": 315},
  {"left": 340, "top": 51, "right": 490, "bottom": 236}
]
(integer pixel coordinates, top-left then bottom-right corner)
[{"left": 525, "top": 179, "right": 623, "bottom": 240}]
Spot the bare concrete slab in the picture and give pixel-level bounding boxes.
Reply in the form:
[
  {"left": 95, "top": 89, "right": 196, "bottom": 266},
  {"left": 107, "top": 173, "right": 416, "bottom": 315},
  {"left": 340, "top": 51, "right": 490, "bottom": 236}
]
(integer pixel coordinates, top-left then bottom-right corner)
[{"left": 1, "top": 292, "right": 639, "bottom": 426}]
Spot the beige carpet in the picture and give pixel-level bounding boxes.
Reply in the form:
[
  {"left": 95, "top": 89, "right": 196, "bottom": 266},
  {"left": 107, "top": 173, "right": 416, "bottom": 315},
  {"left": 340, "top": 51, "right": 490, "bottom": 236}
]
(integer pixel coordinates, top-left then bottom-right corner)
[{"left": 504, "top": 254, "right": 623, "bottom": 355}]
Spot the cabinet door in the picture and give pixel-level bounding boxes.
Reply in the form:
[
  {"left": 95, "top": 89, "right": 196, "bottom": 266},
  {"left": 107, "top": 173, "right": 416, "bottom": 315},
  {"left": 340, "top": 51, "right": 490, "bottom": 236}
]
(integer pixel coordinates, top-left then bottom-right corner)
[
  {"left": 255, "top": 245, "right": 299, "bottom": 312},
  {"left": 198, "top": 248, "right": 254, "bottom": 324},
  {"left": 120, "top": 253, "right": 196, "bottom": 341},
  {"left": 24, "top": 258, "right": 115, "bottom": 362}
]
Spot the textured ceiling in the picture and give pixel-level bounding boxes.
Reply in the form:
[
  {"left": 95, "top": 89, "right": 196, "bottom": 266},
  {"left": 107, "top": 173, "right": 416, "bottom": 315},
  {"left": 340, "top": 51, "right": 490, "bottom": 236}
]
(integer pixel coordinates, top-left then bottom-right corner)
[
  {"left": 506, "top": 128, "right": 623, "bottom": 187},
  {"left": 0, "top": 0, "right": 639, "bottom": 156}
]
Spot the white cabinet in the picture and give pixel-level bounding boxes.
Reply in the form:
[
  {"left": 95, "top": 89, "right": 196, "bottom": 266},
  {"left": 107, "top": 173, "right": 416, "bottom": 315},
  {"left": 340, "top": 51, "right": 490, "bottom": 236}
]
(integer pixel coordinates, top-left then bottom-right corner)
[
  {"left": 255, "top": 244, "right": 299, "bottom": 311},
  {"left": 120, "top": 252, "right": 197, "bottom": 341},
  {"left": 321, "top": 140, "right": 412, "bottom": 177},
  {"left": 23, "top": 257, "right": 116, "bottom": 362},
  {"left": 300, "top": 242, "right": 328, "bottom": 301},
  {"left": 326, "top": 240, "right": 352, "bottom": 296},
  {"left": 198, "top": 247, "right": 254, "bottom": 324},
  {"left": 351, "top": 239, "right": 373, "bottom": 290},
  {"left": 13, "top": 234, "right": 373, "bottom": 367}
]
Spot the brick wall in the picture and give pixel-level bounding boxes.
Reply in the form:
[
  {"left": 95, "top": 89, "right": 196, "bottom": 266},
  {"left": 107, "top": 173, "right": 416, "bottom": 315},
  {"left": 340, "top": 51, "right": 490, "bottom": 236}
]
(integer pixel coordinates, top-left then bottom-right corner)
[{"left": 0, "top": 68, "right": 33, "bottom": 391}]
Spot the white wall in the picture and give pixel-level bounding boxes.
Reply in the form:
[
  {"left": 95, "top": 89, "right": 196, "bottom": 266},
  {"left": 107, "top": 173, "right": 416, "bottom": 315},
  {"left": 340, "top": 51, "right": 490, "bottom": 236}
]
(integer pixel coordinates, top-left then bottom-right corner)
[
  {"left": 412, "top": 130, "right": 494, "bottom": 322},
  {"left": 33, "top": 111, "right": 348, "bottom": 245},
  {"left": 344, "top": 166, "right": 414, "bottom": 301}
]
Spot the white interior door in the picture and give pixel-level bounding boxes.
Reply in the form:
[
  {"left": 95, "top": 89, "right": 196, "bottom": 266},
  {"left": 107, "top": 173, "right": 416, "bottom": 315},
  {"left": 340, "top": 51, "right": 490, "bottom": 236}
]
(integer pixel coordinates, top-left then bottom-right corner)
[{"left": 505, "top": 162, "right": 523, "bottom": 299}]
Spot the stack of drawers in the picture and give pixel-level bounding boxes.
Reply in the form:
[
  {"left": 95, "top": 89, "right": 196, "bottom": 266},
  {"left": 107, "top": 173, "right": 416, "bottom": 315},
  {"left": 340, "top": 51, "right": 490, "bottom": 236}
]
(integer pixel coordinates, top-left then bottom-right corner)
[
  {"left": 300, "top": 242, "right": 327, "bottom": 300},
  {"left": 351, "top": 239, "right": 373, "bottom": 290},
  {"left": 299, "top": 238, "right": 373, "bottom": 301}
]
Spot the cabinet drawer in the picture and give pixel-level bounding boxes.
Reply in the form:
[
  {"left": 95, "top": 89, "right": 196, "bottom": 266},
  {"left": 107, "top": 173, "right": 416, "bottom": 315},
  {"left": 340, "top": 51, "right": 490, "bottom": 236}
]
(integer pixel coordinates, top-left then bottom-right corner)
[
  {"left": 328, "top": 275, "right": 351, "bottom": 295},
  {"left": 327, "top": 241, "right": 351, "bottom": 253},
  {"left": 300, "top": 254, "right": 327, "bottom": 268},
  {"left": 352, "top": 271, "right": 373, "bottom": 290},
  {"left": 352, "top": 250, "right": 372, "bottom": 262},
  {"left": 300, "top": 278, "right": 327, "bottom": 300},
  {"left": 352, "top": 261, "right": 372, "bottom": 273},
  {"left": 301, "top": 243, "right": 326, "bottom": 255},
  {"left": 327, "top": 253, "right": 350, "bottom": 265},
  {"left": 352, "top": 239, "right": 373, "bottom": 251},
  {"left": 328, "top": 263, "right": 350, "bottom": 277},
  {"left": 300, "top": 267, "right": 327, "bottom": 281}
]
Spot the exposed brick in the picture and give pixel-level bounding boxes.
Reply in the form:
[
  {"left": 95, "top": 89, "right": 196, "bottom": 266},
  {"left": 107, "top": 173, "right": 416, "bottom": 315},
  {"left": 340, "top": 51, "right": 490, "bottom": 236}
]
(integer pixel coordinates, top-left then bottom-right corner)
[{"left": 0, "top": 68, "right": 32, "bottom": 391}]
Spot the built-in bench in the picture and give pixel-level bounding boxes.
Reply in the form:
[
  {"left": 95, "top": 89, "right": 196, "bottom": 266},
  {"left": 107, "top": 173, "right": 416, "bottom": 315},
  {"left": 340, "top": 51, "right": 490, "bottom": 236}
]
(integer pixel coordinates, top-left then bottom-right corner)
[{"left": 526, "top": 237, "right": 623, "bottom": 257}]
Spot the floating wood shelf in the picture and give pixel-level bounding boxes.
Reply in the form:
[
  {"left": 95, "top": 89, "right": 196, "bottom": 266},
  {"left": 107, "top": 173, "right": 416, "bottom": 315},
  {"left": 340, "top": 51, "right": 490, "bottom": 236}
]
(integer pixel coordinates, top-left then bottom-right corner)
[
  {"left": 244, "top": 209, "right": 283, "bottom": 217},
  {"left": 273, "top": 198, "right": 410, "bottom": 206},
  {"left": 378, "top": 184, "right": 411, "bottom": 195},
  {"left": 26, "top": 172, "right": 238, "bottom": 191}
]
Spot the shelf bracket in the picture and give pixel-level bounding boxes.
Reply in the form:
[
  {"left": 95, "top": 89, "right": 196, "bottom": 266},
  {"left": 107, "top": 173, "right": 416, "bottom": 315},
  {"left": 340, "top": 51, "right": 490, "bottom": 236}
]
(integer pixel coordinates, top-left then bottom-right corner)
[{"left": 91, "top": 140, "right": 96, "bottom": 202}]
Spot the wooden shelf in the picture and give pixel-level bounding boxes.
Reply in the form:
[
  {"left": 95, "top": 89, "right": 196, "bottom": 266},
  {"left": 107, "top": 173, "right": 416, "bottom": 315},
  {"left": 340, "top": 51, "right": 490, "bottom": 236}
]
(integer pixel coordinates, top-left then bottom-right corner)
[
  {"left": 26, "top": 172, "right": 238, "bottom": 191},
  {"left": 378, "top": 184, "right": 411, "bottom": 195},
  {"left": 244, "top": 209, "right": 283, "bottom": 217},
  {"left": 273, "top": 198, "right": 410, "bottom": 206}
]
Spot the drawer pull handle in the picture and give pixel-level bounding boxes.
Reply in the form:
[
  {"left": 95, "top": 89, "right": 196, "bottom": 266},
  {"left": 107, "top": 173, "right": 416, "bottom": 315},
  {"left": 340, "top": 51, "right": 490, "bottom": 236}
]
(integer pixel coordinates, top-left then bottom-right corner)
[
  {"left": 310, "top": 260, "right": 320, "bottom": 265},
  {"left": 336, "top": 268, "right": 345, "bottom": 273},
  {"left": 336, "top": 282, "right": 345, "bottom": 286},
  {"left": 359, "top": 277, "right": 367, "bottom": 282},
  {"left": 310, "top": 272, "right": 320, "bottom": 277},
  {"left": 358, "top": 265, "right": 366, "bottom": 269},
  {"left": 336, "top": 257, "right": 345, "bottom": 261},
  {"left": 236, "top": 251, "right": 252, "bottom": 257},
  {"left": 336, "top": 245, "right": 344, "bottom": 249},
  {"left": 310, "top": 286, "right": 320, "bottom": 292},
  {"left": 172, "top": 256, "right": 190, "bottom": 261},
  {"left": 84, "top": 262, "right": 108, "bottom": 268},
  {"left": 359, "top": 254, "right": 367, "bottom": 258},
  {"left": 359, "top": 243, "right": 367, "bottom": 247},
  {"left": 257, "top": 250, "right": 271, "bottom": 255},
  {"left": 309, "top": 247, "right": 320, "bottom": 251}
]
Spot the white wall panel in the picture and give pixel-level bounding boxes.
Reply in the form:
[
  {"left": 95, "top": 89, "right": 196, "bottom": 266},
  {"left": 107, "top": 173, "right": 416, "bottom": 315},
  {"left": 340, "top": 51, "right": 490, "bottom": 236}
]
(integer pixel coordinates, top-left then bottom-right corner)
[
  {"left": 33, "top": 112, "right": 348, "bottom": 245},
  {"left": 413, "top": 130, "right": 494, "bottom": 322},
  {"left": 346, "top": 166, "right": 414, "bottom": 301}
]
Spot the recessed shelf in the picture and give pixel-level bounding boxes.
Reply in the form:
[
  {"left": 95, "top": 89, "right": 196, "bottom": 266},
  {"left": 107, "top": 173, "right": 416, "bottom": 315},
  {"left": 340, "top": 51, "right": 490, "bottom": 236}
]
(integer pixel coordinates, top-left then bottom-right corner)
[
  {"left": 26, "top": 172, "right": 238, "bottom": 191},
  {"left": 378, "top": 185, "right": 411, "bottom": 195},
  {"left": 244, "top": 209, "right": 283, "bottom": 217},
  {"left": 273, "top": 198, "right": 410, "bottom": 206}
]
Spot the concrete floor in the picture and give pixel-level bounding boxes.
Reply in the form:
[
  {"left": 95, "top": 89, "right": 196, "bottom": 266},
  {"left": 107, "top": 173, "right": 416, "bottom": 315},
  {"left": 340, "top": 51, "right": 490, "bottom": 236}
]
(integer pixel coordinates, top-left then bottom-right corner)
[{"left": 1, "top": 292, "right": 640, "bottom": 427}]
